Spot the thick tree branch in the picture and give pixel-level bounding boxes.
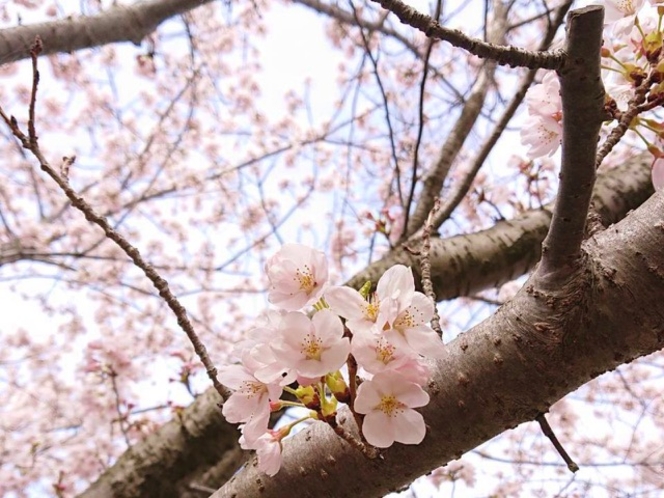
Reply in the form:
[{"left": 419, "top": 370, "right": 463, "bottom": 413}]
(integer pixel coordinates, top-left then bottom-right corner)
[
  {"left": 78, "top": 388, "right": 242, "bottom": 498},
  {"left": 349, "top": 157, "right": 652, "bottom": 300},
  {"left": 0, "top": 0, "right": 213, "bottom": 64},
  {"left": 369, "top": 0, "right": 566, "bottom": 69},
  {"left": 216, "top": 191, "right": 664, "bottom": 497},
  {"left": 79, "top": 157, "right": 653, "bottom": 497},
  {"left": 538, "top": 5, "right": 605, "bottom": 276}
]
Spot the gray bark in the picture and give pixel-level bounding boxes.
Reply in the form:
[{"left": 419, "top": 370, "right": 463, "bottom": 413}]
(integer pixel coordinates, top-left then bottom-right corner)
[
  {"left": 216, "top": 187, "right": 664, "bottom": 498},
  {"left": 78, "top": 157, "right": 655, "bottom": 497},
  {"left": 0, "top": 0, "right": 213, "bottom": 65}
]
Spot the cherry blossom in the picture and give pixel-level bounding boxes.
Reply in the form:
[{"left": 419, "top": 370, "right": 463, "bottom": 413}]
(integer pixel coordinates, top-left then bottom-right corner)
[
  {"left": 384, "top": 291, "right": 446, "bottom": 359},
  {"left": 603, "top": 0, "right": 646, "bottom": 35},
  {"left": 265, "top": 243, "right": 329, "bottom": 311},
  {"left": 521, "top": 71, "right": 563, "bottom": 158},
  {"left": 521, "top": 114, "right": 563, "bottom": 158},
  {"left": 351, "top": 329, "right": 416, "bottom": 375},
  {"left": 326, "top": 264, "right": 418, "bottom": 332},
  {"left": 327, "top": 265, "right": 444, "bottom": 358},
  {"left": 524, "top": 71, "right": 561, "bottom": 118},
  {"left": 240, "top": 427, "right": 286, "bottom": 476},
  {"left": 354, "top": 371, "right": 430, "bottom": 448},
  {"left": 241, "top": 311, "right": 297, "bottom": 386},
  {"left": 218, "top": 361, "right": 282, "bottom": 443},
  {"left": 270, "top": 309, "right": 350, "bottom": 380}
]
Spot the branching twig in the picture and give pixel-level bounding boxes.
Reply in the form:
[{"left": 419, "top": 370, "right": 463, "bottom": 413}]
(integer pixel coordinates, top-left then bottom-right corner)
[
  {"left": 595, "top": 73, "right": 654, "bottom": 169},
  {"left": 420, "top": 198, "right": 443, "bottom": 338},
  {"left": 370, "top": 0, "right": 566, "bottom": 69},
  {"left": 404, "top": 0, "right": 507, "bottom": 238},
  {"left": 430, "top": 1, "right": 574, "bottom": 230},
  {"left": 536, "top": 413, "right": 579, "bottom": 473},
  {"left": 538, "top": 6, "right": 605, "bottom": 276},
  {"left": 0, "top": 37, "right": 231, "bottom": 402}
]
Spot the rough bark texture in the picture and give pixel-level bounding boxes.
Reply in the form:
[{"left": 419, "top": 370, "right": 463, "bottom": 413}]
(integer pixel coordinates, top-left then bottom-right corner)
[
  {"left": 216, "top": 191, "right": 664, "bottom": 498},
  {"left": 78, "top": 388, "right": 240, "bottom": 498},
  {"left": 0, "top": 0, "right": 213, "bottom": 65},
  {"left": 347, "top": 157, "right": 653, "bottom": 298},
  {"left": 78, "top": 157, "right": 654, "bottom": 497}
]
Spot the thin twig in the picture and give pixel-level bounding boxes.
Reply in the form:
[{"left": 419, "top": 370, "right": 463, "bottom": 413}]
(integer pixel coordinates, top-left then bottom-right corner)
[
  {"left": 430, "top": 1, "right": 574, "bottom": 230},
  {"left": 346, "top": 350, "right": 366, "bottom": 442},
  {"left": 404, "top": 0, "right": 442, "bottom": 238},
  {"left": 536, "top": 413, "right": 579, "bottom": 473},
  {"left": 420, "top": 198, "right": 443, "bottom": 338},
  {"left": 595, "top": 72, "right": 654, "bottom": 169},
  {"left": 349, "top": 0, "right": 403, "bottom": 207},
  {"left": 0, "top": 37, "right": 230, "bottom": 402},
  {"left": 370, "top": 0, "right": 566, "bottom": 69}
]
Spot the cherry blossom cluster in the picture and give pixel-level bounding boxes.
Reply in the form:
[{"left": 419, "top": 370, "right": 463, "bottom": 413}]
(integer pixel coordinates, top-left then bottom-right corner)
[
  {"left": 521, "top": 0, "right": 664, "bottom": 190},
  {"left": 218, "top": 243, "right": 445, "bottom": 476}
]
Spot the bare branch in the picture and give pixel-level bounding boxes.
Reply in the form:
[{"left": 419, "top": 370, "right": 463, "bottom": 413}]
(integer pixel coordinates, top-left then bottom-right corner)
[
  {"left": 430, "top": 1, "right": 574, "bottom": 230},
  {"left": 404, "top": 0, "right": 508, "bottom": 237},
  {"left": 419, "top": 198, "right": 443, "bottom": 338},
  {"left": 369, "top": 0, "right": 566, "bottom": 69},
  {"left": 536, "top": 413, "right": 579, "bottom": 473},
  {"left": 348, "top": 157, "right": 653, "bottom": 300},
  {"left": 0, "top": 0, "right": 214, "bottom": 65}
]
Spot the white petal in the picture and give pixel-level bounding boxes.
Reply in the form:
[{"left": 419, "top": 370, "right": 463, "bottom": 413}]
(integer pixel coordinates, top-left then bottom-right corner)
[
  {"left": 392, "top": 409, "right": 426, "bottom": 445},
  {"left": 377, "top": 265, "right": 415, "bottom": 305},
  {"left": 404, "top": 326, "right": 447, "bottom": 359},
  {"left": 362, "top": 411, "right": 395, "bottom": 448},
  {"left": 325, "top": 286, "right": 366, "bottom": 320}
]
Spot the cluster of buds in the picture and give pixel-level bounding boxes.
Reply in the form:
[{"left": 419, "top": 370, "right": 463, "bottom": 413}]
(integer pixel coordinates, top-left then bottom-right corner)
[{"left": 219, "top": 243, "right": 445, "bottom": 475}]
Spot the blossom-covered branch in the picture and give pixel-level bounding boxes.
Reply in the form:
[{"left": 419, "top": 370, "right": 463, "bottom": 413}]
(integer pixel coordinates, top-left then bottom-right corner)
[
  {"left": 217, "top": 191, "right": 664, "bottom": 497},
  {"left": 78, "top": 157, "right": 654, "bottom": 497}
]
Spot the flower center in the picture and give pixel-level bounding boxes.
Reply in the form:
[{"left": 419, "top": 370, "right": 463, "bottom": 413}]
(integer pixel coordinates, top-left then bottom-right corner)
[
  {"left": 378, "top": 395, "right": 405, "bottom": 417},
  {"left": 363, "top": 296, "right": 380, "bottom": 321},
  {"left": 296, "top": 265, "right": 315, "bottom": 293},
  {"left": 376, "top": 339, "right": 396, "bottom": 365},
  {"left": 300, "top": 333, "right": 323, "bottom": 361},
  {"left": 393, "top": 310, "right": 414, "bottom": 330},
  {"left": 240, "top": 380, "right": 266, "bottom": 398}
]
